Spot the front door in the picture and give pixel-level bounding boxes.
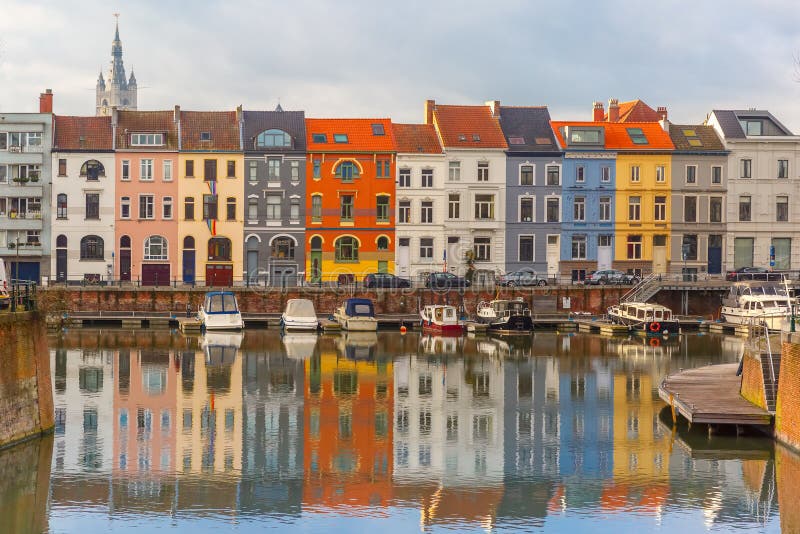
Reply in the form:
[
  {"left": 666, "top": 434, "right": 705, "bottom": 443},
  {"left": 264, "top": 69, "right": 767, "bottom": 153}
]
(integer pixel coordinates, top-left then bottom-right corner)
[
  {"left": 734, "top": 237, "right": 754, "bottom": 269},
  {"left": 206, "top": 264, "right": 233, "bottom": 287},
  {"left": 120, "top": 250, "right": 131, "bottom": 281},
  {"left": 546, "top": 235, "right": 559, "bottom": 277},
  {"left": 141, "top": 264, "right": 170, "bottom": 287},
  {"left": 446, "top": 238, "right": 460, "bottom": 274},
  {"left": 653, "top": 246, "right": 667, "bottom": 274},
  {"left": 246, "top": 250, "right": 258, "bottom": 283},
  {"left": 182, "top": 250, "right": 195, "bottom": 284},
  {"left": 707, "top": 234, "right": 722, "bottom": 274},
  {"left": 597, "top": 235, "right": 612, "bottom": 271},
  {"left": 397, "top": 238, "right": 410, "bottom": 277},
  {"left": 310, "top": 251, "right": 322, "bottom": 283},
  {"left": 271, "top": 264, "right": 297, "bottom": 287},
  {"left": 56, "top": 249, "right": 67, "bottom": 283}
]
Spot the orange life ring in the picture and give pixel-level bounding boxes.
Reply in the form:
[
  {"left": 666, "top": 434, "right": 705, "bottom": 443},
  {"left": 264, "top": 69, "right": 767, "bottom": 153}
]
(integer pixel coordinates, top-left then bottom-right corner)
[
  {"left": 649, "top": 337, "right": 661, "bottom": 347},
  {"left": 649, "top": 322, "right": 661, "bottom": 333}
]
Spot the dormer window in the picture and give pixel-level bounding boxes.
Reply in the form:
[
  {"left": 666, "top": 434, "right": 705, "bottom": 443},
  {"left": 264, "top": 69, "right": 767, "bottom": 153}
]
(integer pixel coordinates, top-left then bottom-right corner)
[
  {"left": 256, "top": 129, "right": 292, "bottom": 148},
  {"left": 626, "top": 128, "right": 648, "bottom": 145},
  {"left": 312, "top": 133, "right": 327, "bottom": 143},
  {"left": 472, "top": 134, "right": 481, "bottom": 142},
  {"left": 333, "top": 134, "right": 348, "bottom": 143},
  {"left": 371, "top": 123, "right": 385, "bottom": 136},
  {"left": 458, "top": 134, "right": 467, "bottom": 142},
  {"left": 740, "top": 119, "right": 763, "bottom": 136},
  {"left": 567, "top": 128, "right": 602, "bottom": 145},
  {"left": 200, "top": 131, "right": 212, "bottom": 141},
  {"left": 508, "top": 136, "right": 525, "bottom": 145},
  {"left": 131, "top": 133, "right": 164, "bottom": 146}
]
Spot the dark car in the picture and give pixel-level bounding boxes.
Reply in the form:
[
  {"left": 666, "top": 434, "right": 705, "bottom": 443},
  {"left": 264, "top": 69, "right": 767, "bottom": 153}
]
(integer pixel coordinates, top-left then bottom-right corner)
[
  {"left": 725, "top": 267, "right": 771, "bottom": 281},
  {"left": 497, "top": 271, "right": 548, "bottom": 287},
  {"left": 424, "top": 272, "right": 471, "bottom": 289},
  {"left": 585, "top": 269, "right": 639, "bottom": 285},
  {"left": 363, "top": 273, "right": 411, "bottom": 289}
]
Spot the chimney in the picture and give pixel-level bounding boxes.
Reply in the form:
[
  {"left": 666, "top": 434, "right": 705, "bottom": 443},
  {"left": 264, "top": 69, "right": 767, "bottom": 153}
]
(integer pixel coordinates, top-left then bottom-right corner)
[
  {"left": 111, "top": 107, "right": 118, "bottom": 150},
  {"left": 39, "top": 89, "right": 53, "bottom": 113},
  {"left": 174, "top": 104, "right": 181, "bottom": 123},
  {"left": 485, "top": 100, "right": 500, "bottom": 117},
  {"left": 424, "top": 99, "right": 436, "bottom": 124},
  {"left": 592, "top": 101, "right": 604, "bottom": 122},
  {"left": 607, "top": 99, "right": 619, "bottom": 122},
  {"left": 657, "top": 106, "right": 668, "bottom": 121},
  {"left": 236, "top": 104, "right": 243, "bottom": 123}
]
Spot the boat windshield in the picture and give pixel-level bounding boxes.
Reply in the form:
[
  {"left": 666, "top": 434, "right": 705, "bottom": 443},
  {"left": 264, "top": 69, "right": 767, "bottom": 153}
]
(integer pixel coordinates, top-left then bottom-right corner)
[
  {"left": 444, "top": 308, "right": 456, "bottom": 320},
  {"left": 508, "top": 301, "right": 526, "bottom": 313},
  {"left": 750, "top": 284, "right": 788, "bottom": 297},
  {"left": 205, "top": 293, "right": 238, "bottom": 313}
]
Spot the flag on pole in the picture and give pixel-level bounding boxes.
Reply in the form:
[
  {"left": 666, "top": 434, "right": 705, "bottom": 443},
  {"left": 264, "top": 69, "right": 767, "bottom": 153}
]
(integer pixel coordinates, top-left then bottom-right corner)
[{"left": 443, "top": 249, "right": 447, "bottom": 272}]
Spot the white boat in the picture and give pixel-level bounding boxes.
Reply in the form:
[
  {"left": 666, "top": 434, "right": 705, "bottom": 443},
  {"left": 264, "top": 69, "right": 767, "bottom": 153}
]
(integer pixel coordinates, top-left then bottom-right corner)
[
  {"left": 419, "top": 304, "right": 464, "bottom": 335},
  {"left": 721, "top": 281, "right": 794, "bottom": 331},
  {"left": 282, "top": 332, "right": 318, "bottom": 360},
  {"left": 281, "top": 298, "right": 319, "bottom": 331},
  {"left": 476, "top": 298, "right": 533, "bottom": 334},
  {"left": 607, "top": 301, "right": 679, "bottom": 335},
  {"left": 198, "top": 291, "right": 243, "bottom": 331},
  {"left": 201, "top": 331, "right": 243, "bottom": 365},
  {"left": 333, "top": 298, "right": 378, "bottom": 331}
]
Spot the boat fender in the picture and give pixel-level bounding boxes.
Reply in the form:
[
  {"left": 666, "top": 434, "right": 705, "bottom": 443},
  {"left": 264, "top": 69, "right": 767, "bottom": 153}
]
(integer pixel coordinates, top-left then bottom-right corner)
[{"left": 649, "top": 322, "right": 661, "bottom": 333}]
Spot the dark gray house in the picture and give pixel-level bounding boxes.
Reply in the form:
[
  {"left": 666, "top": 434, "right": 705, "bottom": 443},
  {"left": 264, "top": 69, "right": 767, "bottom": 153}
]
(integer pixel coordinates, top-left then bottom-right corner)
[
  {"left": 242, "top": 108, "right": 306, "bottom": 285},
  {"left": 498, "top": 106, "right": 563, "bottom": 277}
]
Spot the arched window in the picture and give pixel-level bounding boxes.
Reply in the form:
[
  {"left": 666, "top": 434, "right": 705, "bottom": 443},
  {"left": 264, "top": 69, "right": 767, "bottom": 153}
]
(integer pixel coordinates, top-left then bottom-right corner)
[
  {"left": 80, "top": 235, "right": 104, "bottom": 260},
  {"left": 56, "top": 234, "right": 67, "bottom": 248},
  {"left": 271, "top": 236, "right": 295, "bottom": 259},
  {"left": 377, "top": 236, "right": 389, "bottom": 251},
  {"left": 256, "top": 129, "right": 292, "bottom": 148},
  {"left": 310, "top": 236, "right": 322, "bottom": 251},
  {"left": 183, "top": 236, "right": 195, "bottom": 249},
  {"left": 56, "top": 193, "right": 67, "bottom": 219},
  {"left": 334, "top": 236, "right": 359, "bottom": 262},
  {"left": 335, "top": 161, "right": 359, "bottom": 181},
  {"left": 80, "top": 160, "right": 106, "bottom": 180},
  {"left": 208, "top": 237, "right": 232, "bottom": 261},
  {"left": 120, "top": 235, "right": 131, "bottom": 249},
  {"left": 102, "top": 99, "right": 108, "bottom": 106},
  {"left": 246, "top": 236, "right": 260, "bottom": 251},
  {"left": 144, "top": 236, "right": 167, "bottom": 260}
]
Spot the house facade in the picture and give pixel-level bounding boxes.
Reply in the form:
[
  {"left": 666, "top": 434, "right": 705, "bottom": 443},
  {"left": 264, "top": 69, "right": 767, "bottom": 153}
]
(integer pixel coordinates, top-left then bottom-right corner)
[
  {"left": 242, "top": 108, "right": 306, "bottom": 286},
  {"left": 498, "top": 106, "right": 562, "bottom": 277},
  {"left": 304, "top": 118, "right": 396, "bottom": 283},
  {"left": 51, "top": 115, "right": 115, "bottom": 283},
  {"left": 707, "top": 110, "right": 800, "bottom": 271}
]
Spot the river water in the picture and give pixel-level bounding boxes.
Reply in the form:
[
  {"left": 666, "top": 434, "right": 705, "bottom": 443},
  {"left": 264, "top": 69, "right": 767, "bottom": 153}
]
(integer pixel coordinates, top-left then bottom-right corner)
[{"left": 1, "top": 329, "right": 795, "bottom": 533}]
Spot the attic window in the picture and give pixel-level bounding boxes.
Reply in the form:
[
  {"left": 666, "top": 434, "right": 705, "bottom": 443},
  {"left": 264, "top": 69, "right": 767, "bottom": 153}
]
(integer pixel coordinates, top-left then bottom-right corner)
[
  {"left": 740, "top": 119, "right": 763, "bottom": 136},
  {"left": 472, "top": 134, "right": 481, "bottom": 142},
  {"left": 458, "top": 134, "right": 467, "bottom": 142},
  {"left": 371, "top": 123, "right": 385, "bottom": 136},
  {"left": 688, "top": 139, "right": 703, "bottom": 147},
  {"left": 508, "top": 137, "right": 525, "bottom": 145},
  {"left": 535, "top": 137, "right": 551, "bottom": 145},
  {"left": 130, "top": 133, "right": 164, "bottom": 146},
  {"left": 682, "top": 128, "right": 703, "bottom": 147},
  {"left": 200, "top": 132, "right": 212, "bottom": 141},
  {"left": 333, "top": 134, "right": 348, "bottom": 143},
  {"left": 312, "top": 133, "right": 327, "bottom": 143},
  {"left": 626, "top": 128, "right": 648, "bottom": 145},
  {"left": 682, "top": 129, "right": 697, "bottom": 137}
]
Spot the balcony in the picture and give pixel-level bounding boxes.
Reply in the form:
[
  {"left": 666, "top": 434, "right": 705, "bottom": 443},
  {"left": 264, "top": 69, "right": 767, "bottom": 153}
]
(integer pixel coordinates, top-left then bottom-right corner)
[
  {"left": 0, "top": 181, "right": 43, "bottom": 197},
  {"left": 0, "top": 211, "right": 43, "bottom": 230},
  {"left": 0, "top": 150, "right": 43, "bottom": 165}
]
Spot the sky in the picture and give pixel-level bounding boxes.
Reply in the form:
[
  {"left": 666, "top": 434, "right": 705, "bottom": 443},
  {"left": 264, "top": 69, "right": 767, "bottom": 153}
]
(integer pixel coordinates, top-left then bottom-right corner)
[{"left": 2, "top": 0, "right": 800, "bottom": 130}]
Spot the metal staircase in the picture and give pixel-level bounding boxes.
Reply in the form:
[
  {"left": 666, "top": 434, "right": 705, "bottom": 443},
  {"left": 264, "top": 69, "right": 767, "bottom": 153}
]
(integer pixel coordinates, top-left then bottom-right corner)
[
  {"left": 620, "top": 273, "right": 663, "bottom": 303},
  {"left": 749, "top": 322, "right": 781, "bottom": 413}
]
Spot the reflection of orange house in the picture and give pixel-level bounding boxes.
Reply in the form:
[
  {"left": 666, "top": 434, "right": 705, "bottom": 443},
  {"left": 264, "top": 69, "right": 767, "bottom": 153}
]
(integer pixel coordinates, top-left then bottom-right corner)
[
  {"left": 304, "top": 119, "right": 396, "bottom": 283},
  {"left": 303, "top": 342, "right": 393, "bottom": 508}
]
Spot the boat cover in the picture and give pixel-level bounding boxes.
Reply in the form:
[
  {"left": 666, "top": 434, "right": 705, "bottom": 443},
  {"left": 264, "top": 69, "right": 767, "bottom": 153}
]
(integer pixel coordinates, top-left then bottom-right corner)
[
  {"left": 344, "top": 298, "right": 375, "bottom": 317},
  {"left": 284, "top": 299, "right": 317, "bottom": 319}
]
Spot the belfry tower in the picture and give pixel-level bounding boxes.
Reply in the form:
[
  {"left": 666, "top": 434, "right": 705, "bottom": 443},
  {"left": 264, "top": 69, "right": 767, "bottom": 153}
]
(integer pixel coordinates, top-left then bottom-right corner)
[{"left": 96, "top": 15, "right": 138, "bottom": 116}]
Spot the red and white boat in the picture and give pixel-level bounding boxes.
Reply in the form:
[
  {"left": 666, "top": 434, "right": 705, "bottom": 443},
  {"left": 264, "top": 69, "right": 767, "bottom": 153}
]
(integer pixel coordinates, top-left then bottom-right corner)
[{"left": 420, "top": 304, "right": 464, "bottom": 335}]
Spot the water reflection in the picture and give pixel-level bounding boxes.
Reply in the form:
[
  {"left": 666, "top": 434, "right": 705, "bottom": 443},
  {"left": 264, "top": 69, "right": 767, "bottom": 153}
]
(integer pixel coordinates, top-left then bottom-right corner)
[{"left": 5, "top": 330, "right": 791, "bottom": 531}]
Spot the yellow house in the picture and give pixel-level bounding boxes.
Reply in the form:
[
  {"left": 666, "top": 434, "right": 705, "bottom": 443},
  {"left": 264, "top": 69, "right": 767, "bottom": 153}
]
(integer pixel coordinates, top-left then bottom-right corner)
[{"left": 177, "top": 110, "right": 244, "bottom": 285}]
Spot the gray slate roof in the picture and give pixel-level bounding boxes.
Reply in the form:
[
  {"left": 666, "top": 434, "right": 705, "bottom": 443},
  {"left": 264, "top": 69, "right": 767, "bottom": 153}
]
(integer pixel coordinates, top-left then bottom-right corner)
[
  {"left": 711, "top": 109, "right": 793, "bottom": 139},
  {"left": 497, "top": 106, "right": 559, "bottom": 153},
  {"left": 242, "top": 110, "right": 306, "bottom": 152}
]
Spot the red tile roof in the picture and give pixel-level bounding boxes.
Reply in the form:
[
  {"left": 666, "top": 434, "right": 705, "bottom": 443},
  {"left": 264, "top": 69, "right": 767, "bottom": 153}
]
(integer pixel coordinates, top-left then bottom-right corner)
[
  {"left": 606, "top": 99, "right": 662, "bottom": 122},
  {"left": 431, "top": 104, "right": 507, "bottom": 149},
  {"left": 116, "top": 110, "right": 179, "bottom": 150},
  {"left": 392, "top": 123, "right": 443, "bottom": 154},
  {"left": 305, "top": 118, "right": 395, "bottom": 152},
  {"left": 180, "top": 110, "right": 240, "bottom": 151},
  {"left": 53, "top": 115, "right": 113, "bottom": 151},
  {"left": 550, "top": 121, "right": 674, "bottom": 150}
]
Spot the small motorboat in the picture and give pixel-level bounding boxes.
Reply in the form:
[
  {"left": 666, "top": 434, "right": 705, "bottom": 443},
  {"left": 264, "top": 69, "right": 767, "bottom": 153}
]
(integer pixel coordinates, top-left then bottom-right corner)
[
  {"left": 607, "top": 301, "right": 679, "bottom": 335},
  {"left": 281, "top": 298, "right": 319, "bottom": 331},
  {"left": 333, "top": 298, "right": 378, "bottom": 331},
  {"left": 476, "top": 298, "right": 533, "bottom": 334},
  {"left": 201, "top": 331, "right": 243, "bottom": 366},
  {"left": 419, "top": 304, "right": 464, "bottom": 335},
  {"left": 721, "top": 280, "right": 794, "bottom": 331},
  {"left": 198, "top": 291, "right": 243, "bottom": 331}
]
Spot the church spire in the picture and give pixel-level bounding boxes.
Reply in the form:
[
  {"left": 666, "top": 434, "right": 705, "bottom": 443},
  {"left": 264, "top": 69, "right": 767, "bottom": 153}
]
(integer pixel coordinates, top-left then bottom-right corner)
[
  {"left": 109, "top": 13, "right": 127, "bottom": 87},
  {"left": 96, "top": 14, "right": 138, "bottom": 116}
]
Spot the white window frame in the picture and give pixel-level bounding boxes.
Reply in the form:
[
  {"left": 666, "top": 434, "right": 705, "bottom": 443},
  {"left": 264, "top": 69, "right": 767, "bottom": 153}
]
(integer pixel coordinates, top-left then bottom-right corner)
[
  {"left": 162, "top": 196, "right": 173, "bottom": 220},
  {"left": 477, "top": 161, "right": 489, "bottom": 182},
  {"left": 711, "top": 165, "right": 723, "bottom": 185},
  {"left": 545, "top": 163, "right": 561, "bottom": 186},
  {"left": 140, "top": 159, "right": 154, "bottom": 181},
  {"left": 573, "top": 196, "right": 585, "bottom": 222},
  {"left": 571, "top": 235, "right": 587, "bottom": 260},
  {"left": 398, "top": 167, "right": 411, "bottom": 188},
  {"left": 139, "top": 194, "right": 155, "bottom": 220},
  {"left": 120, "top": 196, "right": 131, "bottom": 220},
  {"left": 685, "top": 164, "right": 697, "bottom": 185},
  {"left": 398, "top": 199, "right": 411, "bottom": 224},
  {"left": 599, "top": 196, "right": 611, "bottom": 222},
  {"left": 421, "top": 168, "right": 434, "bottom": 188},
  {"left": 740, "top": 158, "right": 752, "bottom": 179},
  {"left": 654, "top": 196, "right": 667, "bottom": 222},
  {"left": 628, "top": 196, "right": 641, "bottom": 221},
  {"left": 474, "top": 194, "right": 495, "bottom": 220},
  {"left": 519, "top": 195, "right": 535, "bottom": 223},
  {"left": 131, "top": 133, "right": 164, "bottom": 146},
  {"left": 121, "top": 160, "right": 130, "bottom": 181},
  {"left": 448, "top": 161, "right": 461, "bottom": 181},
  {"left": 143, "top": 235, "right": 168, "bottom": 260},
  {"left": 519, "top": 164, "right": 534, "bottom": 186},
  {"left": 575, "top": 165, "right": 585, "bottom": 183},
  {"left": 163, "top": 160, "right": 173, "bottom": 182},
  {"left": 420, "top": 200, "right": 434, "bottom": 224},
  {"left": 545, "top": 196, "right": 561, "bottom": 223},
  {"left": 601, "top": 166, "right": 611, "bottom": 183},
  {"left": 655, "top": 165, "right": 666, "bottom": 183},
  {"left": 630, "top": 165, "right": 640, "bottom": 183},
  {"left": 448, "top": 193, "right": 460, "bottom": 220},
  {"left": 419, "top": 237, "right": 434, "bottom": 260}
]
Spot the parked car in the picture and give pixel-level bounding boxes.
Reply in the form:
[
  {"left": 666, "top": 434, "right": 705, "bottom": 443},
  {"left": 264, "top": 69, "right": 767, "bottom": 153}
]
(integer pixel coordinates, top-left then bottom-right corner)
[
  {"left": 725, "top": 266, "right": 770, "bottom": 281},
  {"left": 363, "top": 273, "right": 411, "bottom": 289},
  {"left": 424, "top": 272, "right": 471, "bottom": 289},
  {"left": 585, "top": 269, "right": 639, "bottom": 285},
  {"left": 497, "top": 271, "right": 548, "bottom": 287}
]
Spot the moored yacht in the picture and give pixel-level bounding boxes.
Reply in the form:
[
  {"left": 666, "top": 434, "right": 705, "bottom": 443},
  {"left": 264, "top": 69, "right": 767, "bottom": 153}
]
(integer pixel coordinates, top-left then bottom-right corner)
[
  {"left": 721, "top": 281, "right": 794, "bottom": 331},
  {"left": 281, "top": 298, "right": 319, "bottom": 332},
  {"left": 333, "top": 298, "right": 378, "bottom": 331},
  {"left": 198, "top": 291, "right": 243, "bottom": 331},
  {"left": 476, "top": 298, "right": 533, "bottom": 334},
  {"left": 420, "top": 304, "right": 464, "bottom": 335},
  {"left": 607, "top": 302, "right": 679, "bottom": 335}
]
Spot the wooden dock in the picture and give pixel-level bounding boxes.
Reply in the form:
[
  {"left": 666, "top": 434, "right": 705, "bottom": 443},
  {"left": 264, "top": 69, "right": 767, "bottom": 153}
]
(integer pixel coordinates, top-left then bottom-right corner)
[
  {"left": 574, "top": 318, "right": 631, "bottom": 336},
  {"left": 318, "top": 319, "right": 341, "bottom": 333},
  {"left": 464, "top": 321, "right": 488, "bottom": 334},
  {"left": 658, "top": 363, "right": 772, "bottom": 426},
  {"left": 177, "top": 317, "right": 202, "bottom": 334}
]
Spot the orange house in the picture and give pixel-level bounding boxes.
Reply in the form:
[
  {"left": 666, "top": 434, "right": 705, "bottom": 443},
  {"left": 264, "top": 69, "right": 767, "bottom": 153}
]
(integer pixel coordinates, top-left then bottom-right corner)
[{"left": 305, "top": 118, "right": 396, "bottom": 283}]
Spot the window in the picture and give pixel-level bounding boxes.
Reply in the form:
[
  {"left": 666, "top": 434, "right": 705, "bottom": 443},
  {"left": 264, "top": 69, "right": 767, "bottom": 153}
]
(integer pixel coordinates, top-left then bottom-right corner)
[
  {"left": 778, "top": 159, "right": 789, "bottom": 179},
  {"left": 58, "top": 159, "right": 67, "bottom": 176},
  {"left": 519, "top": 236, "right": 534, "bottom": 262},
  {"left": 376, "top": 160, "right": 390, "bottom": 177},
  {"left": 271, "top": 237, "right": 295, "bottom": 259},
  {"left": 777, "top": 196, "right": 789, "bottom": 222},
  {"left": 630, "top": 166, "right": 640, "bottom": 182},
  {"left": 399, "top": 200, "right": 411, "bottom": 223},
  {"left": 335, "top": 161, "right": 359, "bottom": 181},
  {"left": 377, "top": 195, "right": 390, "bottom": 222},
  {"left": 572, "top": 235, "right": 587, "bottom": 260},
  {"left": 686, "top": 165, "right": 697, "bottom": 184},
  {"left": 80, "top": 235, "right": 104, "bottom": 260},
  {"left": 57, "top": 194, "right": 68, "bottom": 219},
  {"left": 546, "top": 165, "right": 560, "bottom": 186},
  {"left": 247, "top": 161, "right": 257, "bottom": 181},
  {"left": 139, "top": 195, "right": 154, "bottom": 219},
  {"left": 226, "top": 197, "right": 236, "bottom": 221},
  {"left": 248, "top": 198, "right": 258, "bottom": 220},
  {"left": 268, "top": 157, "right": 281, "bottom": 181},
  {"left": 203, "top": 194, "right": 218, "bottom": 220},
  {"left": 710, "top": 197, "right": 723, "bottom": 223},
  {"left": 420, "top": 238, "right": 433, "bottom": 259},
  {"left": 312, "top": 133, "right": 327, "bottom": 143},
  {"left": 628, "top": 196, "right": 641, "bottom": 221},
  {"left": 377, "top": 236, "right": 389, "bottom": 250},
  {"left": 473, "top": 237, "right": 491, "bottom": 261},
  {"left": 204, "top": 159, "right": 217, "bottom": 181},
  {"left": 683, "top": 196, "right": 697, "bottom": 222},
  {"left": 599, "top": 196, "right": 611, "bottom": 221},
  {"left": 741, "top": 159, "right": 752, "bottom": 178},
  {"left": 601, "top": 166, "right": 611, "bottom": 183},
  {"left": 739, "top": 196, "right": 752, "bottom": 221},
  {"left": 626, "top": 128, "right": 648, "bottom": 144},
  {"left": 477, "top": 161, "right": 489, "bottom": 181},
  {"left": 256, "top": 129, "right": 291, "bottom": 147},
  {"left": 371, "top": 123, "right": 385, "bottom": 136},
  {"left": 163, "top": 197, "right": 173, "bottom": 219},
  {"left": 333, "top": 134, "right": 348, "bottom": 143},
  {"left": 520, "top": 165, "right": 533, "bottom": 185},
  {"left": 0, "top": 132, "right": 5, "bottom": 150},
  {"left": 312, "top": 159, "right": 321, "bottom": 179},
  {"left": 573, "top": 197, "right": 585, "bottom": 222},
  {"left": 520, "top": 197, "right": 534, "bottom": 222},
  {"left": 448, "top": 194, "right": 460, "bottom": 219},
  {"left": 184, "top": 197, "right": 195, "bottom": 220},
  {"left": 208, "top": 237, "right": 232, "bottom": 261},
  {"left": 266, "top": 195, "right": 281, "bottom": 220},
  {"left": 398, "top": 168, "right": 411, "bottom": 188},
  {"left": 546, "top": 197, "right": 560, "bottom": 222},
  {"left": 421, "top": 200, "right": 433, "bottom": 223},
  {"left": 575, "top": 166, "right": 585, "bottom": 183},
  {"left": 335, "top": 236, "right": 358, "bottom": 261},
  {"left": 226, "top": 160, "right": 236, "bottom": 178},
  {"left": 312, "top": 196, "right": 322, "bottom": 222},
  {"left": 599, "top": 235, "right": 612, "bottom": 247},
  {"left": 185, "top": 160, "right": 195, "bottom": 177},
  {"left": 290, "top": 161, "right": 299, "bottom": 181},
  {"left": 656, "top": 165, "right": 666, "bottom": 183},
  {"left": 627, "top": 235, "right": 642, "bottom": 260},
  {"left": 340, "top": 195, "right": 354, "bottom": 221},
  {"left": 654, "top": 196, "right": 666, "bottom": 221},
  {"left": 421, "top": 169, "right": 433, "bottom": 187},
  {"left": 130, "top": 133, "right": 164, "bottom": 146},
  {"left": 448, "top": 161, "right": 461, "bottom": 181},
  {"left": 474, "top": 194, "right": 495, "bottom": 220},
  {"left": 290, "top": 198, "right": 300, "bottom": 221},
  {"left": 682, "top": 235, "right": 698, "bottom": 261},
  {"left": 144, "top": 236, "right": 168, "bottom": 260},
  {"left": 740, "top": 120, "right": 763, "bottom": 136},
  {"left": 140, "top": 159, "right": 153, "bottom": 181},
  {"left": 568, "top": 129, "right": 601, "bottom": 144},
  {"left": 158, "top": 161, "right": 171, "bottom": 183}
]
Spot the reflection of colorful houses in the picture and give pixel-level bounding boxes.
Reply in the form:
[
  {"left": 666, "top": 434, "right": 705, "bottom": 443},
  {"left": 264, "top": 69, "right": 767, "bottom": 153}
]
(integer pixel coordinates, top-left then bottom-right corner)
[
  {"left": 304, "top": 118, "right": 396, "bottom": 282},
  {"left": 303, "top": 337, "right": 393, "bottom": 507}
]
